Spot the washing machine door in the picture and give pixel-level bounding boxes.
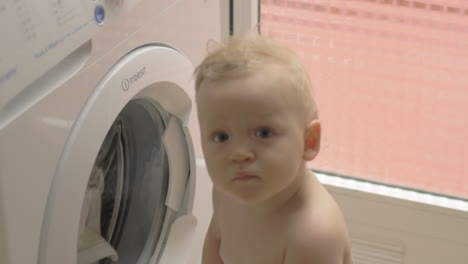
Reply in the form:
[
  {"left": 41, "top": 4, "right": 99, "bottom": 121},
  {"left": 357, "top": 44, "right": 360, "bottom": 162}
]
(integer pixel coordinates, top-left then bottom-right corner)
[{"left": 39, "top": 45, "right": 197, "bottom": 264}]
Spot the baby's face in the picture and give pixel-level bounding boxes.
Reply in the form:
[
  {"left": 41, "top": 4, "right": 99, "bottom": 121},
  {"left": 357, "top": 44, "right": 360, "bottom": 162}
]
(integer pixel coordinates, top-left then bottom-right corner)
[{"left": 196, "top": 66, "right": 309, "bottom": 202}]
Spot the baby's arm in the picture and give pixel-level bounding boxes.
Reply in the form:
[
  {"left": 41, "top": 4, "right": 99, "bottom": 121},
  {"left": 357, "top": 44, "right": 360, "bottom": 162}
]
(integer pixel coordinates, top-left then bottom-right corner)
[
  {"left": 283, "top": 211, "right": 353, "bottom": 264},
  {"left": 202, "top": 188, "right": 224, "bottom": 264},
  {"left": 201, "top": 217, "right": 223, "bottom": 264}
]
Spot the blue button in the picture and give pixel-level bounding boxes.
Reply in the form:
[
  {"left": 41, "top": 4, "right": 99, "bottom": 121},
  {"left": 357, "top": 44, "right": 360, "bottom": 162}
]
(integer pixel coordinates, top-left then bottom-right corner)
[{"left": 94, "top": 5, "right": 105, "bottom": 25}]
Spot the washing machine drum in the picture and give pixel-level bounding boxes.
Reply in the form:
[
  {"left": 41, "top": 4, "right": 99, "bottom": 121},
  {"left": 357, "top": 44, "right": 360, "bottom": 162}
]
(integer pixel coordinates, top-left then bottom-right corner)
[
  {"left": 79, "top": 99, "right": 171, "bottom": 264},
  {"left": 39, "top": 45, "right": 197, "bottom": 264}
]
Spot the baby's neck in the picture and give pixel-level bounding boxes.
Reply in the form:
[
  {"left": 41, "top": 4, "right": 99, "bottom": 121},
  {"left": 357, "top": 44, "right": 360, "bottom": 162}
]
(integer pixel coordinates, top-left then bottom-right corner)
[{"left": 237, "top": 167, "right": 317, "bottom": 220}]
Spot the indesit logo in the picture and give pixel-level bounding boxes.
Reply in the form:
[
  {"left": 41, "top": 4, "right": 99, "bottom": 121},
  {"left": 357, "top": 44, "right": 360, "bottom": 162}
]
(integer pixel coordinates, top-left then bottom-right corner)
[{"left": 121, "top": 66, "right": 146, "bottom": 91}]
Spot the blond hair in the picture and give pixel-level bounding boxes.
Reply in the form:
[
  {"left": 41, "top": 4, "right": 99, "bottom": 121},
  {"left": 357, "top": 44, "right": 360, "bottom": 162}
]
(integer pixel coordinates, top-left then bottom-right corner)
[{"left": 194, "top": 33, "right": 318, "bottom": 121}]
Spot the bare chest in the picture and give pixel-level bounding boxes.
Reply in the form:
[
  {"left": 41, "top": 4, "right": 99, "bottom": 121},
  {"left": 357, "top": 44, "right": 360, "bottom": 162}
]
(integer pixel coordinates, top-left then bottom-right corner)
[{"left": 218, "top": 218, "right": 287, "bottom": 264}]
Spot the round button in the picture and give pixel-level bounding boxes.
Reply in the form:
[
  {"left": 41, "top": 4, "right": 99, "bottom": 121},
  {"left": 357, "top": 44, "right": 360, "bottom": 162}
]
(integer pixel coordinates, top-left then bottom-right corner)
[{"left": 94, "top": 5, "right": 105, "bottom": 25}]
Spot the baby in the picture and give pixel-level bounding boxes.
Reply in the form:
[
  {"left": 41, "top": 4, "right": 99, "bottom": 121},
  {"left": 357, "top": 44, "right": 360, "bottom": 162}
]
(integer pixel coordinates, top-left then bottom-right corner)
[{"left": 194, "top": 33, "right": 353, "bottom": 264}]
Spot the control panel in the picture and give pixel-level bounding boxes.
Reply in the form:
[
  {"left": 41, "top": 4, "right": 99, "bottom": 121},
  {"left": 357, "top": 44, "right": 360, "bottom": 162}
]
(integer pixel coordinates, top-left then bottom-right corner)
[{"left": 0, "top": 0, "right": 141, "bottom": 126}]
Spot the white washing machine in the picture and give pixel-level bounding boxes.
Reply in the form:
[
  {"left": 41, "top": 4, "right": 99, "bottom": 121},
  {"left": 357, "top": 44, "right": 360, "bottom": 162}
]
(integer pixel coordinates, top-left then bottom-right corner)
[{"left": 0, "top": 0, "right": 217, "bottom": 263}]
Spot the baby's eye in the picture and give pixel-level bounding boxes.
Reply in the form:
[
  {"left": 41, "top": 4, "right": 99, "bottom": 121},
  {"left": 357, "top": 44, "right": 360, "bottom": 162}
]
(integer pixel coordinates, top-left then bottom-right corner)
[
  {"left": 213, "top": 132, "right": 229, "bottom": 143},
  {"left": 255, "top": 128, "right": 273, "bottom": 138}
]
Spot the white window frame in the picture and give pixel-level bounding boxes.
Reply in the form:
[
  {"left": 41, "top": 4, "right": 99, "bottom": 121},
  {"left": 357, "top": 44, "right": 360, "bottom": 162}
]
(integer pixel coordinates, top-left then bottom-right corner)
[
  {"left": 225, "top": 1, "right": 468, "bottom": 263},
  {"left": 220, "top": 0, "right": 259, "bottom": 40}
]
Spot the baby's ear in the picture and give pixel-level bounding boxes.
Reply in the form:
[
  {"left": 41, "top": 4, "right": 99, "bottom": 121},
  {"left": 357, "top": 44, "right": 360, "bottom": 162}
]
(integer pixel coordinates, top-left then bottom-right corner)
[{"left": 303, "top": 119, "right": 321, "bottom": 161}]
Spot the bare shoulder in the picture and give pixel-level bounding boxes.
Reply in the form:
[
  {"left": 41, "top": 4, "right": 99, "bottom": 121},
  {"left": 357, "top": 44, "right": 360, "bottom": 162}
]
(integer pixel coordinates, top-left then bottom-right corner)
[
  {"left": 284, "top": 186, "right": 353, "bottom": 264},
  {"left": 201, "top": 188, "right": 224, "bottom": 264}
]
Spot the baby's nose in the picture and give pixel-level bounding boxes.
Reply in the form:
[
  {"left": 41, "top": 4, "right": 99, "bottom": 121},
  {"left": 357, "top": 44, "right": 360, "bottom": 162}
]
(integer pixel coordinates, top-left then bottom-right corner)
[{"left": 230, "top": 147, "right": 254, "bottom": 163}]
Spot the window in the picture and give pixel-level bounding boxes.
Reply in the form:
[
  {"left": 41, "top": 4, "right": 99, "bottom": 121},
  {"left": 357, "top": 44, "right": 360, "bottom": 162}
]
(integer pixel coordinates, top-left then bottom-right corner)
[{"left": 260, "top": 0, "right": 468, "bottom": 199}]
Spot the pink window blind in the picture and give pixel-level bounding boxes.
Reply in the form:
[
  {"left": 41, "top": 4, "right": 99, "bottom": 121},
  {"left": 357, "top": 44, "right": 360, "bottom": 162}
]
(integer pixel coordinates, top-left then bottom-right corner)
[{"left": 260, "top": 0, "right": 468, "bottom": 199}]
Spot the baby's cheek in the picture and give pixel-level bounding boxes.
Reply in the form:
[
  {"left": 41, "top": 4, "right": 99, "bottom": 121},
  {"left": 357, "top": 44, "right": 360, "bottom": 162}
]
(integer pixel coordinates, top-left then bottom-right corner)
[
  {"left": 205, "top": 144, "right": 222, "bottom": 156},
  {"left": 267, "top": 150, "right": 300, "bottom": 169},
  {"left": 262, "top": 152, "right": 285, "bottom": 168},
  {"left": 205, "top": 149, "right": 225, "bottom": 169}
]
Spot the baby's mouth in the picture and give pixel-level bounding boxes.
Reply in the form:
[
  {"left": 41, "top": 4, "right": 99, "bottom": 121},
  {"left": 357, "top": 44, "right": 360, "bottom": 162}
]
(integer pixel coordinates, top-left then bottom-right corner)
[{"left": 233, "top": 171, "right": 259, "bottom": 181}]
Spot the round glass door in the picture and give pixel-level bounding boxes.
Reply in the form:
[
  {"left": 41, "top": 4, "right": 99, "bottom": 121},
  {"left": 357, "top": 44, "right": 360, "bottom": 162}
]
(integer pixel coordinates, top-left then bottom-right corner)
[{"left": 78, "top": 98, "right": 172, "bottom": 264}]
